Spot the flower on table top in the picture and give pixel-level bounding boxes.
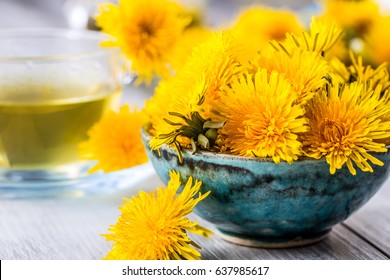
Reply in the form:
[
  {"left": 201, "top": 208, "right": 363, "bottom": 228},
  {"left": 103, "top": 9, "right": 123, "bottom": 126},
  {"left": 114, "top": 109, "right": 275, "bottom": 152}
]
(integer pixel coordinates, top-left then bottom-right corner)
[
  {"left": 95, "top": 0, "right": 190, "bottom": 84},
  {"left": 302, "top": 82, "right": 390, "bottom": 175},
  {"left": 79, "top": 105, "right": 148, "bottom": 173},
  {"left": 253, "top": 49, "right": 329, "bottom": 105},
  {"left": 103, "top": 170, "right": 212, "bottom": 260},
  {"left": 215, "top": 69, "right": 308, "bottom": 164}
]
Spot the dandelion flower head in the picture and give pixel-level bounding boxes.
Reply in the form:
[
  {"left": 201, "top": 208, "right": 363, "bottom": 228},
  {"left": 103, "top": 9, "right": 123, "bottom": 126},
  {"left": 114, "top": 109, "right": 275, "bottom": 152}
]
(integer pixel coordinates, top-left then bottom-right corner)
[
  {"left": 168, "top": 27, "right": 214, "bottom": 71},
  {"left": 79, "top": 105, "right": 148, "bottom": 173},
  {"left": 146, "top": 74, "right": 209, "bottom": 152},
  {"left": 302, "top": 83, "right": 390, "bottom": 175},
  {"left": 321, "top": 0, "right": 379, "bottom": 35},
  {"left": 103, "top": 170, "right": 212, "bottom": 260},
  {"left": 96, "top": 0, "right": 190, "bottom": 84},
  {"left": 185, "top": 32, "right": 242, "bottom": 112},
  {"left": 215, "top": 69, "right": 308, "bottom": 164},
  {"left": 365, "top": 15, "right": 390, "bottom": 67},
  {"left": 146, "top": 32, "right": 242, "bottom": 152},
  {"left": 230, "top": 7, "right": 302, "bottom": 65}
]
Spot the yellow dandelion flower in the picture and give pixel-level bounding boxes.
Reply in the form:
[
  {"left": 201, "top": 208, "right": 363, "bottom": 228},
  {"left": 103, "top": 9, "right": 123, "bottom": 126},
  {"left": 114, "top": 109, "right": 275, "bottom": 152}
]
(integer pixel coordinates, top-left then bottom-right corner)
[
  {"left": 325, "top": 34, "right": 351, "bottom": 63},
  {"left": 377, "top": 90, "right": 390, "bottom": 144},
  {"left": 329, "top": 55, "right": 350, "bottom": 83},
  {"left": 215, "top": 69, "right": 308, "bottom": 164},
  {"left": 302, "top": 83, "right": 390, "bottom": 175},
  {"left": 145, "top": 32, "right": 242, "bottom": 155},
  {"left": 79, "top": 105, "right": 148, "bottom": 173},
  {"left": 329, "top": 54, "right": 390, "bottom": 145},
  {"left": 330, "top": 53, "right": 390, "bottom": 94},
  {"left": 103, "top": 170, "right": 212, "bottom": 260},
  {"left": 349, "top": 55, "right": 390, "bottom": 91},
  {"left": 145, "top": 75, "right": 205, "bottom": 132},
  {"left": 383, "top": 90, "right": 390, "bottom": 122},
  {"left": 365, "top": 15, "right": 390, "bottom": 66},
  {"left": 185, "top": 32, "right": 242, "bottom": 112},
  {"left": 95, "top": 0, "right": 189, "bottom": 84},
  {"left": 321, "top": 0, "right": 379, "bottom": 36},
  {"left": 146, "top": 32, "right": 241, "bottom": 123},
  {"left": 381, "top": 91, "right": 390, "bottom": 143},
  {"left": 271, "top": 18, "right": 342, "bottom": 56},
  {"left": 230, "top": 7, "right": 302, "bottom": 66},
  {"left": 147, "top": 75, "right": 208, "bottom": 153},
  {"left": 169, "top": 27, "right": 213, "bottom": 71},
  {"left": 254, "top": 49, "right": 329, "bottom": 104}
]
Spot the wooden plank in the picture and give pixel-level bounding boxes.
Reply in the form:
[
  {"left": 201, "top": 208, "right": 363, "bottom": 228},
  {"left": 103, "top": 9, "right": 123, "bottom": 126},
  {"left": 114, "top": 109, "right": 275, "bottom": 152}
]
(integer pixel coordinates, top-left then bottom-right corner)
[
  {"left": 0, "top": 199, "right": 114, "bottom": 260},
  {"left": 0, "top": 175, "right": 164, "bottom": 260},
  {"left": 0, "top": 185, "right": 386, "bottom": 260},
  {"left": 190, "top": 216, "right": 387, "bottom": 260},
  {"left": 343, "top": 177, "right": 390, "bottom": 257}
]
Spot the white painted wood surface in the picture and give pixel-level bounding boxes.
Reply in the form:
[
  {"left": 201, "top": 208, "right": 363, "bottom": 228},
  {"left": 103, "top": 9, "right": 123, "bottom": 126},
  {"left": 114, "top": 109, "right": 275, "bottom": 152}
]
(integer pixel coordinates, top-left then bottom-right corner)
[{"left": 0, "top": 175, "right": 389, "bottom": 260}]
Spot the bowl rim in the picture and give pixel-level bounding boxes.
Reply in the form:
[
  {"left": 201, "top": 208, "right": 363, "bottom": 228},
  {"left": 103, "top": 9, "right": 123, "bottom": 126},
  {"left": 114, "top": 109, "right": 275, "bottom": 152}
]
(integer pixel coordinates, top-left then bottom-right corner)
[{"left": 141, "top": 127, "right": 390, "bottom": 164}]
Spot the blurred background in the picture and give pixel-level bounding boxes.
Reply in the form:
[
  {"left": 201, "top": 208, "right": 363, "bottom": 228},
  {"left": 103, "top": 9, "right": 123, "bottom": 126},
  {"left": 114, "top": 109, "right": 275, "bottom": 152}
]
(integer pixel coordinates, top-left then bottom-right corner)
[
  {"left": 2, "top": 0, "right": 390, "bottom": 97},
  {"left": 0, "top": 0, "right": 318, "bottom": 29},
  {"left": 1, "top": 0, "right": 390, "bottom": 30}
]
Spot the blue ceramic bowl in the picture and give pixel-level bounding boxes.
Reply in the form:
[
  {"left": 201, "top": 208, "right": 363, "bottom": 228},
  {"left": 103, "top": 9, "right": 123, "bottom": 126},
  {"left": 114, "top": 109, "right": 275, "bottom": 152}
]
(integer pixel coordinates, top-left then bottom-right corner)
[{"left": 141, "top": 129, "right": 390, "bottom": 248}]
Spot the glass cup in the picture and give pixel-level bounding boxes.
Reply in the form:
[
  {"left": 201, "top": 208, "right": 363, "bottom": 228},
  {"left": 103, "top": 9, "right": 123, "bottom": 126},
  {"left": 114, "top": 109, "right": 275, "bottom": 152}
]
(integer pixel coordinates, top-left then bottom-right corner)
[{"left": 0, "top": 29, "right": 122, "bottom": 197}]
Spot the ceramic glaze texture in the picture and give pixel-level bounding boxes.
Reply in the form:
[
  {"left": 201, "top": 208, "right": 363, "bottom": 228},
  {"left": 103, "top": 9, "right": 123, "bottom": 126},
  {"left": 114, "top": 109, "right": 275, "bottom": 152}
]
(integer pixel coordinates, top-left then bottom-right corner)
[{"left": 141, "top": 129, "right": 390, "bottom": 247}]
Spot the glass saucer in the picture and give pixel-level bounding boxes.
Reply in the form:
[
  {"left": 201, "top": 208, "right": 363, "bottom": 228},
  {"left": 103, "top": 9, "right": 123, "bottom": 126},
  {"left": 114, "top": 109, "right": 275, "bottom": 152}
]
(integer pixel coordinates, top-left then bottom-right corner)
[{"left": 0, "top": 162, "right": 155, "bottom": 199}]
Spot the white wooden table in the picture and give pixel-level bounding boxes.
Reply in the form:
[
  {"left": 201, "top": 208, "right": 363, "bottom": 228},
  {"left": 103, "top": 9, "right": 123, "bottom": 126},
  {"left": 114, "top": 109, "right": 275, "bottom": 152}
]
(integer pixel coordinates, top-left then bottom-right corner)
[
  {"left": 1, "top": 0, "right": 390, "bottom": 261},
  {"left": 0, "top": 167, "right": 389, "bottom": 260}
]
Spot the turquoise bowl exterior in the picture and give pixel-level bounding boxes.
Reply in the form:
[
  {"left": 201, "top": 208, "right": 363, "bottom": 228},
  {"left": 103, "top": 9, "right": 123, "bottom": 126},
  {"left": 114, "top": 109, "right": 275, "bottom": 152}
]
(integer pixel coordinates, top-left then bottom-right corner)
[{"left": 141, "top": 129, "right": 390, "bottom": 247}]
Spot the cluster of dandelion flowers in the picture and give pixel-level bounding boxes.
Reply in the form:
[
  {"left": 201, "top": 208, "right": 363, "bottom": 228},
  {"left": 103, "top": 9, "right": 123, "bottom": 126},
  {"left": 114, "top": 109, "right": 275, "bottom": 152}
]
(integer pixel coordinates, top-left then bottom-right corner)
[
  {"left": 103, "top": 171, "right": 212, "bottom": 260},
  {"left": 79, "top": 105, "right": 148, "bottom": 173},
  {"left": 215, "top": 69, "right": 308, "bottom": 164},
  {"left": 302, "top": 83, "right": 390, "bottom": 175},
  {"left": 95, "top": 0, "right": 189, "bottom": 83}
]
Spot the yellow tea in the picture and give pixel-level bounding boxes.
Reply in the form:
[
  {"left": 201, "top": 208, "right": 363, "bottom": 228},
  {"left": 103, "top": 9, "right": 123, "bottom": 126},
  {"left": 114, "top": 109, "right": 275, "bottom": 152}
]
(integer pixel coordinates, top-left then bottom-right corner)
[{"left": 0, "top": 83, "right": 120, "bottom": 169}]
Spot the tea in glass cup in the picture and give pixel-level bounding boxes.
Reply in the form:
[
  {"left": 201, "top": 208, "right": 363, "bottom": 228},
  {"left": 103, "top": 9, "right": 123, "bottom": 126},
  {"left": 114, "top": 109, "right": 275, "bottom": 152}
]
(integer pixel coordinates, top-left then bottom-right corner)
[{"left": 0, "top": 29, "right": 121, "bottom": 192}]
